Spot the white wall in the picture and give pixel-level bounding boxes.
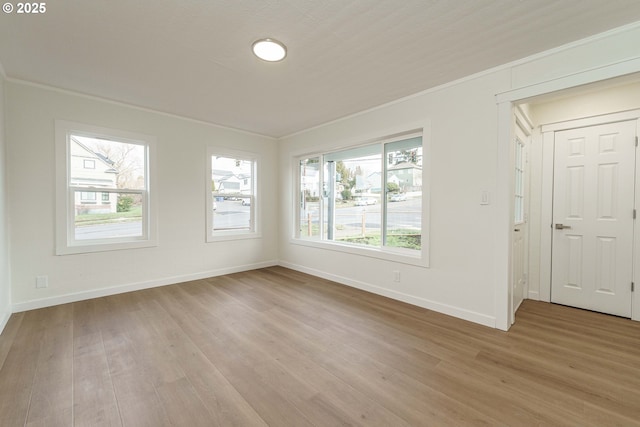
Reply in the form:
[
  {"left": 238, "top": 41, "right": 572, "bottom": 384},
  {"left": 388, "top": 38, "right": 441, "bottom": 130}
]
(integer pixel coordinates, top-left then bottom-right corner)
[
  {"left": 6, "top": 82, "right": 278, "bottom": 310},
  {"left": 279, "top": 23, "right": 640, "bottom": 329},
  {"left": 0, "top": 75, "right": 11, "bottom": 332},
  {"left": 279, "top": 69, "right": 512, "bottom": 327},
  {"left": 4, "top": 22, "right": 640, "bottom": 330},
  {"left": 530, "top": 81, "right": 640, "bottom": 125}
]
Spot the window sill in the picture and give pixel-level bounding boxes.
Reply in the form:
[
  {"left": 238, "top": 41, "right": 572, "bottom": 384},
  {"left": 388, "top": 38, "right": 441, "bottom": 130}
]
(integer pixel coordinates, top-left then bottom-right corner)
[
  {"left": 56, "top": 238, "right": 158, "bottom": 255},
  {"left": 290, "top": 237, "right": 428, "bottom": 267},
  {"left": 207, "top": 231, "right": 262, "bottom": 243}
]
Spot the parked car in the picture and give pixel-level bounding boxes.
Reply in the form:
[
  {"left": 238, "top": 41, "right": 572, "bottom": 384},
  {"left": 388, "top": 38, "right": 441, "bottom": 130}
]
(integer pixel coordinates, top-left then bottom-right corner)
[
  {"left": 389, "top": 193, "right": 407, "bottom": 202},
  {"left": 242, "top": 198, "right": 251, "bottom": 206},
  {"left": 354, "top": 197, "right": 377, "bottom": 206}
]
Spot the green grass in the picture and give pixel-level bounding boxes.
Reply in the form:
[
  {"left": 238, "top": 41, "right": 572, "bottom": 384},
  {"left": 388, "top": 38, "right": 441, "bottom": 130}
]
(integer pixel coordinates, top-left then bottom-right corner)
[
  {"left": 338, "top": 231, "right": 421, "bottom": 250},
  {"left": 75, "top": 206, "right": 142, "bottom": 226}
]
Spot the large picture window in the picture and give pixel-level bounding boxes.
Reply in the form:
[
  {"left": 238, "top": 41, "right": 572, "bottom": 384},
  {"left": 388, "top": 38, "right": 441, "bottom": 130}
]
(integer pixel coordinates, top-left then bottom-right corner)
[
  {"left": 56, "top": 121, "right": 156, "bottom": 254},
  {"left": 206, "top": 148, "right": 259, "bottom": 241},
  {"left": 297, "top": 131, "right": 425, "bottom": 261}
]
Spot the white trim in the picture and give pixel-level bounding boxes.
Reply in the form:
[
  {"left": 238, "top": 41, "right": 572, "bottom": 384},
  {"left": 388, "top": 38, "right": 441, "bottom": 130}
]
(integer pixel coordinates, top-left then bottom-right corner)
[
  {"left": 284, "top": 22, "right": 640, "bottom": 140},
  {"left": 290, "top": 238, "right": 427, "bottom": 268},
  {"left": 0, "top": 309, "right": 10, "bottom": 336},
  {"left": 528, "top": 290, "right": 540, "bottom": 301},
  {"left": 634, "top": 119, "right": 640, "bottom": 322},
  {"left": 206, "top": 147, "right": 261, "bottom": 242},
  {"left": 9, "top": 259, "right": 497, "bottom": 328},
  {"left": 12, "top": 260, "right": 278, "bottom": 313},
  {"left": 280, "top": 261, "right": 496, "bottom": 328},
  {"left": 496, "top": 57, "right": 640, "bottom": 104},
  {"left": 515, "top": 105, "right": 534, "bottom": 132},
  {"left": 291, "top": 125, "right": 429, "bottom": 267},
  {"left": 541, "top": 108, "right": 640, "bottom": 132},
  {"left": 6, "top": 78, "right": 277, "bottom": 140},
  {"left": 539, "top": 131, "right": 555, "bottom": 303},
  {"left": 287, "top": 124, "right": 426, "bottom": 159},
  {"left": 495, "top": 102, "right": 514, "bottom": 331},
  {"left": 55, "top": 120, "right": 158, "bottom": 255},
  {"left": 208, "top": 232, "right": 263, "bottom": 243}
]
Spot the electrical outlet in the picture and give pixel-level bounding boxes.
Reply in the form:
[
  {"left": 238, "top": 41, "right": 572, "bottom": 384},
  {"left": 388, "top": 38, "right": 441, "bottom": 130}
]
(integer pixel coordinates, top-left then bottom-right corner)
[
  {"left": 36, "top": 275, "right": 48, "bottom": 288},
  {"left": 480, "top": 190, "right": 490, "bottom": 205},
  {"left": 393, "top": 271, "right": 401, "bottom": 283}
]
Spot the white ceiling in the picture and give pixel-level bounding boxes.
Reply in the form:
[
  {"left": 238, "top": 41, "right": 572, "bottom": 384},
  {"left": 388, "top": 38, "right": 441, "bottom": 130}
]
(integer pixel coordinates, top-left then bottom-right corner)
[{"left": 2, "top": 1, "right": 640, "bottom": 138}]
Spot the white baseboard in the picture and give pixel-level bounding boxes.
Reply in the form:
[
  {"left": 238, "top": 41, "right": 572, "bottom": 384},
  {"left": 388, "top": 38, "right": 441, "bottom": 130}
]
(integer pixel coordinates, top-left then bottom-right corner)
[
  {"left": 527, "top": 290, "right": 540, "bottom": 301},
  {"left": 279, "top": 261, "right": 496, "bottom": 328},
  {"left": 11, "top": 260, "right": 278, "bottom": 313},
  {"left": 10, "top": 259, "right": 497, "bottom": 330},
  {"left": 0, "top": 308, "right": 10, "bottom": 336}
]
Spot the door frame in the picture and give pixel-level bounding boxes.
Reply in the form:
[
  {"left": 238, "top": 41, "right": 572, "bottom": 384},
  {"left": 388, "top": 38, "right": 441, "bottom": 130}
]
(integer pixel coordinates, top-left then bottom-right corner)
[
  {"left": 541, "top": 112, "right": 639, "bottom": 315},
  {"left": 511, "top": 106, "right": 532, "bottom": 318},
  {"left": 495, "top": 58, "right": 640, "bottom": 330}
]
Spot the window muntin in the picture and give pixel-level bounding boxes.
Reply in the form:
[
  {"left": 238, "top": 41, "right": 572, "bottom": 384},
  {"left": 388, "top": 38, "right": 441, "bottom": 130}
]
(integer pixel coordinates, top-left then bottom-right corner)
[
  {"left": 207, "top": 150, "right": 258, "bottom": 240},
  {"left": 297, "top": 132, "right": 423, "bottom": 255},
  {"left": 56, "top": 121, "right": 156, "bottom": 254},
  {"left": 514, "top": 137, "right": 525, "bottom": 224},
  {"left": 299, "top": 157, "right": 321, "bottom": 239}
]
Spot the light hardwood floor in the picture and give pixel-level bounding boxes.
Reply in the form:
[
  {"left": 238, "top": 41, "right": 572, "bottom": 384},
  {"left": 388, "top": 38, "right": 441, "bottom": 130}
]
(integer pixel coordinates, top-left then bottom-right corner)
[{"left": 1, "top": 266, "right": 639, "bottom": 426}]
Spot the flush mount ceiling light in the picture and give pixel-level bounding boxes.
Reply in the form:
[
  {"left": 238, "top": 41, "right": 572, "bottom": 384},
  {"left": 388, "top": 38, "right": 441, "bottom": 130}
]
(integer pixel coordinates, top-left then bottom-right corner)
[{"left": 252, "top": 38, "right": 287, "bottom": 62}]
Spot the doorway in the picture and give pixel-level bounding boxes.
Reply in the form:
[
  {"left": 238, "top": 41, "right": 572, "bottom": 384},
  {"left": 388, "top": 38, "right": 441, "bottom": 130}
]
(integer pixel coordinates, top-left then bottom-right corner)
[
  {"left": 547, "top": 117, "right": 637, "bottom": 317},
  {"left": 511, "top": 80, "right": 640, "bottom": 324}
]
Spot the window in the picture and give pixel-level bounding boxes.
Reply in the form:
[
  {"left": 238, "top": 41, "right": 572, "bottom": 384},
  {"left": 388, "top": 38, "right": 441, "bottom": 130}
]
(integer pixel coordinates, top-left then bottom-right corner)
[
  {"left": 514, "top": 137, "right": 525, "bottom": 224},
  {"left": 299, "top": 157, "right": 321, "bottom": 239},
  {"left": 80, "top": 191, "right": 97, "bottom": 203},
  {"left": 55, "top": 121, "right": 157, "bottom": 254},
  {"left": 206, "top": 148, "right": 258, "bottom": 241},
  {"left": 296, "top": 131, "right": 425, "bottom": 263}
]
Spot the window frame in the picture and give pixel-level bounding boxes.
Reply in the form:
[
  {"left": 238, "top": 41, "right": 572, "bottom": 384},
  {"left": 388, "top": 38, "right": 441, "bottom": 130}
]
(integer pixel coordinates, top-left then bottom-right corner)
[
  {"left": 206, "top": 147, "right": 260, "bottom": 242},
  {"left": 55, "top": 120, "right": 158, "bottom": 255},
  {"left": 514, "top": 136, "right": 526, "bottom": 225},
  {"left": 292, "top": 128, "right": 429, "bottom": 267}
]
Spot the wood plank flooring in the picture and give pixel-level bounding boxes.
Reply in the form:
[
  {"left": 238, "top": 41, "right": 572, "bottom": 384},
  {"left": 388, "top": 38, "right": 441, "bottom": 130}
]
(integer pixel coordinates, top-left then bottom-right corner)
[{"left": 1, "top": 266, "right": 639, "bottom": 426}]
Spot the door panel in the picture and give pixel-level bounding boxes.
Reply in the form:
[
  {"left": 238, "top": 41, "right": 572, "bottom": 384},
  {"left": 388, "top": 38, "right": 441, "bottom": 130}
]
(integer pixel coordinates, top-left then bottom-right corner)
[{"left": 551, "top": 120, "right": 636, "bottom": 317}]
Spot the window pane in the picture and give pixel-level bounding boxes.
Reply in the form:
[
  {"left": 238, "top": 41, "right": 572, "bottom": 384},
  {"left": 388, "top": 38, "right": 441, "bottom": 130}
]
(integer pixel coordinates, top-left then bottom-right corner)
[
  {"left": 74, "top": 192, "right": 143, "bottom": 240},
  {"left": 295, "top": 133, "right": 423, "bottom": 255},
  {"left": 211, "top": 195, "right": 252, "bottom": 231},
  {"left": 70, "top": 135, "right": 146, "bottom": 190},
  {"left": 299, "top": 157, "right": 320, "bottom": 239},
  {"left": 328, "top": 152, "right": 382, "bottom": 246},
  {"left": 211, "top": 156, "right": 253, "bottom": 232},
  {"left": 385, "top": 139, "right": 422, "bottom": 250},
  {"left": 514, "top": 139, "right": 525, "bottom": 223}
]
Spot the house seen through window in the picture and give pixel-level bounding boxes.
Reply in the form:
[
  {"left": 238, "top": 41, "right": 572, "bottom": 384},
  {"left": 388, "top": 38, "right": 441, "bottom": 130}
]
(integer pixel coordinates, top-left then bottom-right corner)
[
  {"left": 70, "top": 135, "right": 146, "bottom": 241},
  {"left": 207, "top": 151, "right": 258, "bottom": 240},
  {"left": 56, "top": 120, "right": 155, "bottom": 254},
  {"left": 298, "top": 133, "right": 423, "bottom": 254}
]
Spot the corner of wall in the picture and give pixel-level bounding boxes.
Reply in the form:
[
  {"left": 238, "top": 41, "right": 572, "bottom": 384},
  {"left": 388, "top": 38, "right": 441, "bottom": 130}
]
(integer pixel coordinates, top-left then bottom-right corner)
[{"left": 0, "top": 70, "right": 12, "bottom": 336}]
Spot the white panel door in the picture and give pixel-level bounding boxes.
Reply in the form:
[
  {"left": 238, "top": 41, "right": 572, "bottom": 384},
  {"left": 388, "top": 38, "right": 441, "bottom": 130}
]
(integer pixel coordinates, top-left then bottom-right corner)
[{"left": 551, "top": 120, "right": 636, "bottom": 317}]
